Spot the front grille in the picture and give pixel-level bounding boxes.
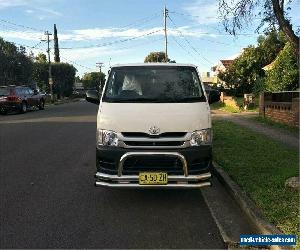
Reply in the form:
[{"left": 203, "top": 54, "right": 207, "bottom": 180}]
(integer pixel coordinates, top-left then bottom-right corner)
[
  {"left": 97, "top": 155, "right": 211, "bottom": 175},
  {"left": 123, "top": 141, "right": 184, "bottom": 147},
  {"left": 123, "top": 155, "right": 184, "bottom": 174},
  {"left": 121, "top": 132, "right": 187, "bottom": 138}
]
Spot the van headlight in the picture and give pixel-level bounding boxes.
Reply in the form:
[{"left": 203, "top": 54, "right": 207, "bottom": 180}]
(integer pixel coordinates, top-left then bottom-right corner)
[
  {"left": 190, "top": 129, "right": 212, "bottom": 146},
  {"left": 96, "top": 129, "right": 119, "bottom": 147}
]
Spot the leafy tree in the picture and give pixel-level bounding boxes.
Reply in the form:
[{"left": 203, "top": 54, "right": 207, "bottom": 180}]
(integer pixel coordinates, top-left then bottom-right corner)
[
  {"left": 52, "top": 63, "right": 77, "bottom": 97},
  {"left": 32, "top": 62, "right": 48, "bottom": 91},
  {"left": 218, "top": 31, "right": 285, "bottom": 95},
  {"left": 218, "top": 0, "right": 299, "bottom": 65},
  {"left": 144, "top": 51, "right": 172, "bottom": 62},
  {"left": 0, "top": 37, "right": 33, "bottom": 85},
  {"left": 82, "top": 71, "right": 105, "bottom": 91},
  {"left": 0, "top": 36, "right": 77, "bottom": 96},
  {"left": 35, "top": 53, "right": 47, "bottom": 63},
  {"left": 265, "top": 42, "right": 299, "bottom": 91},
  {"left": 32, "top": 62, "right": 77, "bottom": 97},
  {"left": 54, "top": 24, "right": 60, "bottom": 63}
]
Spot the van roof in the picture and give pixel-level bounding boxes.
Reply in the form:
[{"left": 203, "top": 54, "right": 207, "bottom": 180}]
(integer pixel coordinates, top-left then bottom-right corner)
[{"left": 111, "top": 63, "right": 197, "bottom": 68}]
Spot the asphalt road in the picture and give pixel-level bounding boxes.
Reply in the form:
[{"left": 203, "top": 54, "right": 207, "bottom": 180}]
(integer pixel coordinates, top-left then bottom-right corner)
[{"left": 0, "top": 101, "right": 225, "bottom": 249}]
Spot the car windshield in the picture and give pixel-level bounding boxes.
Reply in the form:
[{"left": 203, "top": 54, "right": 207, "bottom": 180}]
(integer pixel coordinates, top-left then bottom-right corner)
[
  {"left": 0, "top": 87, "right": 9, "bottom": 96},
  {"left": 102, "top": 66, "right": 206, "bottom": 103}
]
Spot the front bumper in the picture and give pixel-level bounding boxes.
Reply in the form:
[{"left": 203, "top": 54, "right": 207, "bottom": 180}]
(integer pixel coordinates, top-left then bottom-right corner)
[
  {"left": 0, "top": 102, "right": 20, "bottom": 113},
  {"left": 95, "top": 172, "right": 211, "bottom": 188},
  {"left": 95, "top": 146, "right": 212, "bottom": 188}
]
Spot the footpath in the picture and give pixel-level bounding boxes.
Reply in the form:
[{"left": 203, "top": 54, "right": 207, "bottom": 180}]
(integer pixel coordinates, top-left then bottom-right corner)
[{"left": 211, "top": 109, "right": 299, "bottom": 149}]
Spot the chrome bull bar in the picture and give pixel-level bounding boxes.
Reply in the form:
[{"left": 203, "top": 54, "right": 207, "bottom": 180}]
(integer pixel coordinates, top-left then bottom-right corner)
[
  {"left": 118, "top": 152, "right": 188, "bottom": 177},
  {"left": 95, "top": 151, "right": 211, "bottom": 188}
]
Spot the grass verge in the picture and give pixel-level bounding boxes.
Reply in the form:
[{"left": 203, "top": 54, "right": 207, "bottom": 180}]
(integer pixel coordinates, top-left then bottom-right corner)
[
  {"left": 210, "top": 100, "right": 258, "bottom": 113},
  {"left": 210, "top": 101, "right": 241, "bottom": 113},
  {"left": 249, "top": 116, "right": 299, "bottom": 136},
  {"left": 212, "top": 120, "right": 299, "bottom": 241}
]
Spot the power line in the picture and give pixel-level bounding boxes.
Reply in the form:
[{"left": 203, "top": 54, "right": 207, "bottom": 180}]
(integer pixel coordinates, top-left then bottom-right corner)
[
  {"left": 2, "top": 36, "right": 96, "bottom": 72},
  {"left": 60, "top": 29, "right": 163, "bottom": 49},
  {"left": 119, "top": 12, "right": 162, "bottom": 29},
  {"left": 59, "top": 55, "right": 94, "bottom": 71},
  {"left": 169, "top": 10, "right": 262, "bottom": 22},
  {"left": 169, "top": 10, "right": 262, "bottom": 36},
  {"left": 31, "top": 41, "right": 45, "bottom": 49},
  {"left": 58, "top": 12, "right": 163, "bottom": 48},
  {"left": 116, "top": 36, "right": 164, "bottom": 50},
  {"left": 169, "top": 35, "right": 208, "bottom": 68},
  {"left": 167, "top": 15, "right": 213, "bottom": 65},
  {"left": 0, "top": 19, "right": 44, "bottom": 32}
]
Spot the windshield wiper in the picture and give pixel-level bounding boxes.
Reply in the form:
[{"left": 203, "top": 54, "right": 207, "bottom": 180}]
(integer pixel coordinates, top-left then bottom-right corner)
[
  {"left": 174, "top": 96, "right": 206, "bottom": 102},
  {"left": 104, "top": 96, "right": 206, "bottom": 103},
  {"left": 108, "top": 97, "right": 163, "bottom": 103}
]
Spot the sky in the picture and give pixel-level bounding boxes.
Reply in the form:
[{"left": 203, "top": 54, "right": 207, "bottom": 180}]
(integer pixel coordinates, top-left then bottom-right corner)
[{"left": 0, "top": 0, "right": 299, "bottom": 77}]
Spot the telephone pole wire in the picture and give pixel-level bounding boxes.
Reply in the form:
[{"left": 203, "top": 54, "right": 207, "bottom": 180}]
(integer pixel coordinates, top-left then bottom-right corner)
[{"left": 164, "top": 5, "right": 168, "bottom": 62}]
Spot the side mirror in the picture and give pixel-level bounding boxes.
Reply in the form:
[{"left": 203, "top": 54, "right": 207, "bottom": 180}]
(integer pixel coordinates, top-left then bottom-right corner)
[{"left": 86, "top": 90, "right": 100, "bottom": 105}]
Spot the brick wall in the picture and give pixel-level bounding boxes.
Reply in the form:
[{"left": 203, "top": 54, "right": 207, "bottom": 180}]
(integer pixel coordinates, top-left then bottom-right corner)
[{"left": 260, "top": 93, "right": 299, "bottom": 127}]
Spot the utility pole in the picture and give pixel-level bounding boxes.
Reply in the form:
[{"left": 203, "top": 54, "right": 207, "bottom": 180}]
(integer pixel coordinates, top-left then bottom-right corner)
[
  {"left": 43, "top": 31, "right": 53, "bottom": 102},
  {"left": 164, "top": 5, "right": 168, "bottom": 62},
  {"left": 96, "top": 62, "right": 104, "bottom": 91}
]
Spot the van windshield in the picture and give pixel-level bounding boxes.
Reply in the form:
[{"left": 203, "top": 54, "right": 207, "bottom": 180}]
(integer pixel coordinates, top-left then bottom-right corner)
[{"left": 102, "top": 66, "right": 206, "bottom": 103}]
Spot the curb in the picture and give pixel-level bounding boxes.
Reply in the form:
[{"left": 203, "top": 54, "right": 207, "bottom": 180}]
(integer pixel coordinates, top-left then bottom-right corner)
[{"left": 212, "top": 162, "right": 293, "bottom": 250}]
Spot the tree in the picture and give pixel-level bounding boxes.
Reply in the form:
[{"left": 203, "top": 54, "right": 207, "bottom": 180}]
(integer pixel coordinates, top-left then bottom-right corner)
[
  {"left": 32, "top": 61, "right": 48, "bottom": 91},
  {"left": 52, "top": 63, "right": 77, "bottom": 97},
  {"left": 54, "top": 24, "right": 60, "bottom": 63},
  {"left": 265, "top": 42, "right": 299, "bottom": 91},
  {"left": 0, "top": 37, "right": 33, "bottom": 85},
  {"left": 218, "top": 0, "right": 299, "bottom": 65},
  {"left": 144, "top": 52, "right": 171, "bottom": 62},
  {"left": 0, "top": 36, "right": 77, "bottom": 96},
  {"left": 32, "top": 62, "right": 77, "bottom": 97},
  {"left": 35, "top": 53, "right": 47, "bottom": 63},
  {"left": 82, "top": 72, "right": 105, "bottom": 91},
  {"left": 218, "top": 31, "right": 285, "bottom": 95}
]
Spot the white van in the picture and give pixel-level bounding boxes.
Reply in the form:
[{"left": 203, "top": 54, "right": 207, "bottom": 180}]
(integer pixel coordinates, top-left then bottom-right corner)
[{"left": 86, "top": 63, "right": 219, "bottom": 188}]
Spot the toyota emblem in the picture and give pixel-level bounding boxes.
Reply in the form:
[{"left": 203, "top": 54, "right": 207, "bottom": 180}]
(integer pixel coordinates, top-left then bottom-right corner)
[{"left": 149, "top": 125, "right": 160, "bottom": 135}]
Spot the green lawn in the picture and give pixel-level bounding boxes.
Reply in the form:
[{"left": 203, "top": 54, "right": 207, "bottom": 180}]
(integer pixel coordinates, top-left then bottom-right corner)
[
  {"left": 210, "top": 101, "right": 241, "bottom": 113},
  {"left": 210, "top": 99, "right": 258, "bottom": 113},
  {"left": 249, "top": 116, "right": 299, "bottom": 136},
  {"left": 212, "top": 120, "right": 299, "bottom": 239}
]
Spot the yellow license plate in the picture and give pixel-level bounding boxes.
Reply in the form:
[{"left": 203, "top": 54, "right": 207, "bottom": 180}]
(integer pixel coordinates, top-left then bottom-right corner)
[{"left": 139, "top": 172, "right": 168, "bottom": 185}]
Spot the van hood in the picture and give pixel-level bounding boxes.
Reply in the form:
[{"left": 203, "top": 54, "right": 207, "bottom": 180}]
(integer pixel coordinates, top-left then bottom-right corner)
[{"left": 97, "top": 102, "right": 211, "bottom": 133}]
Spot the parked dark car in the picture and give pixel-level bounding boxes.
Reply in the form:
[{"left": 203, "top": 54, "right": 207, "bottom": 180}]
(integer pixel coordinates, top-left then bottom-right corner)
[
  {"left": 204, "top": 84, "right": 221, "bottom": 104},
  {"left": 0, "top": 85, "right": 45, "bottom": 114}
]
